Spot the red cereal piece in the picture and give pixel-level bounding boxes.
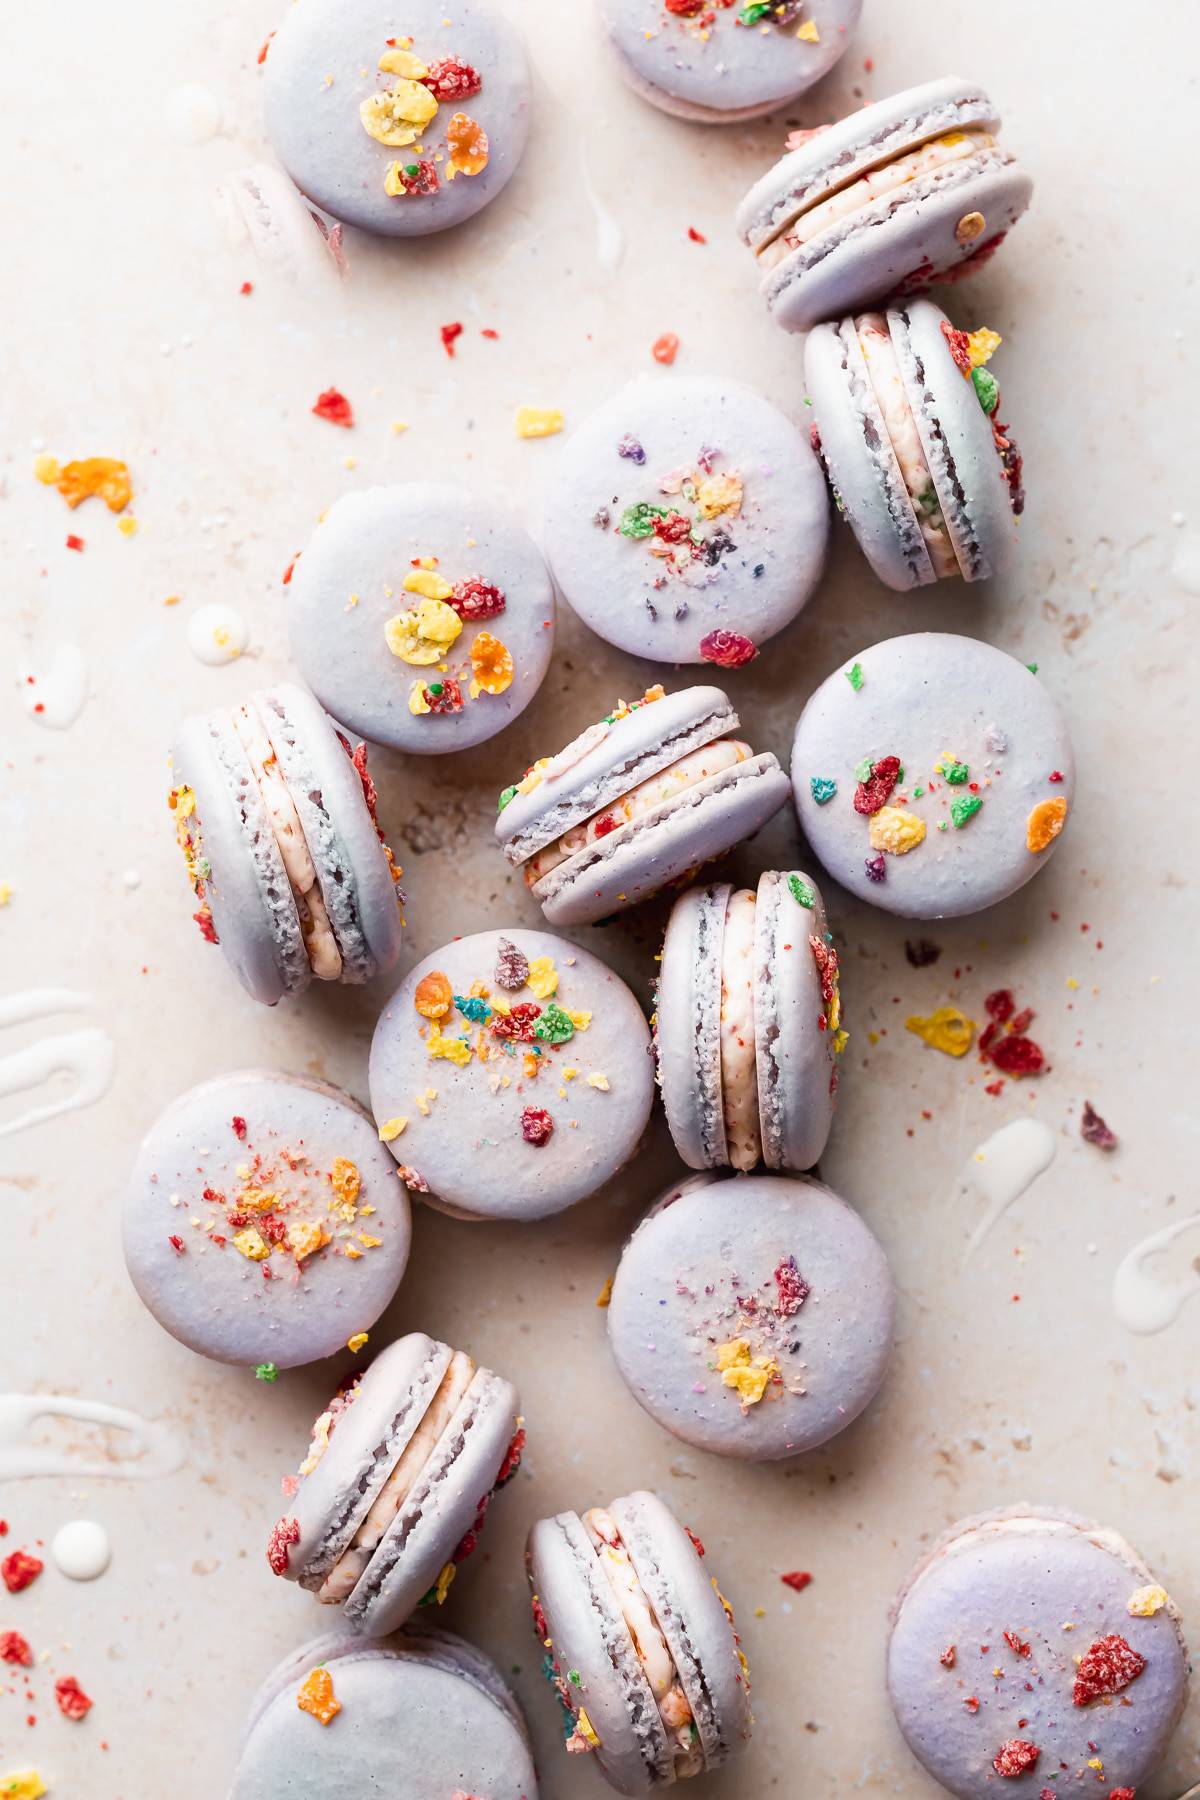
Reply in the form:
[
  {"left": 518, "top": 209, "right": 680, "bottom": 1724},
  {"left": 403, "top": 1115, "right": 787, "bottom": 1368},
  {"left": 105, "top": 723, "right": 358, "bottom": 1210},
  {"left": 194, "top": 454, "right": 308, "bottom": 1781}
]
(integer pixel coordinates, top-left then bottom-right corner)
[
  {"left": 193, "top": 904, "right": 219, "bottom": 944},
  {"left": 684, "top": 1527, "right": 706, "bottom": 1558},
  {"left": 424, "top": 677, "right": 464, "bottom": 715},
  {"left": 55, "top": 1675, "right": 93, "bottom": 1721},
  {"left": 240, "top": 280, "right": 253, "bottom": 295},
  {"left": 1048, "top": 770, "right": 1064, "bottom": 783},
  {"left": 940, "top": 319, "right": 974, "bottom": 375},
  {"left": 939, "top": 1645, "right": 956, "bottom": 1668},
  {"left": 1072, "top": 1633, "right": 1146, "bottom": 1706},
  {"left": 168, "top": 1234, "right": 186, "bottom": 1254},
  {"left": 422, "top": 55, "right": 483, "bottom": 101},
  {"left": 449, "top": 577, "right": 507, "bottom": 621},
  {"left": 652, "top": 332, "right": 680, "bottom": 365},
  {"left": 490, "top": 1002, "right": 542, "bottom": 1042},
  {"left": 266, "top": 1516, "right": 301, "bottom": 1576},
  {"left": 698, "top": 629, "right": 758, "bottom": 669},
  {"left": 391, "top": 158, "right": 440, "bottom": 198},
  {"left": 688, "top": 226, "right": 707, "bottom": 243},
  {"left": 853, "top": 754, "right": 902, "bottom": 816},
  {"left": 481, "top": 327, "right": 499, "bottom": 339},
  {"left": 1108, "top": 1790, "right": 1136, "bottom": 1799},
  {"left": 984, "top": 1079, "right": 1005, "bottom": 1096},
  {"left": 653, "top": 510, "right": 693, "bottom": 545},
  {"left": 1003, "top": 1630, "right": 1032, "bottom": 1659},
  {"left": 1081, "top": 1101, "right": 1118, "bottom": 1151},
  {"left": 0, "top": 1631, "right": 32, "bottom": 1666},
  {"left": 984, "top": 989, "right": 1015, "bottom": 1022},
  {"left": 1, "top": 1551, "right": 43, "bottom": 1594},
  {"left": 993, "top": 1739, "right": 1040, "bottom": 1777},
  {"left": 963, "top": 1695, "right": 980, "bottom": 1713},
  {"left": 665, "top": 0, "right": 706, "bottom": 13},
  {"left": 780, "top": 1570, "right": 812, "bottom": 1593},
  {"left": 0, "top": 1522, "right": 8, "bottom": 1536},
  {"left": 593, "top": 812, "right": 620, "bottom": 838},
  {"left": 1010, "top": 1008, "right": 1034, "bottom": 1034},
  {"left": 231, "top": 1115, "right": 248, "bottom": 1140},
  {"left": 773, "top": 1255, "right": 810, "bottom": 1316},
  {"left": 65, "top": 532, "right": 85, "bottom": 551},
  {"left": 440, "top": 321, "right": 464, "bottom": 358},
  {"left": 282, "top": 554, "right": 298, "bottom": 585},
  {"left": 312, "top": 387, "right": 354, "bottom": 428},
  {"left": 257, "top": 31, "right": 275, "bottom": 63},
  {"left": 520, "top": 1106, "right": 554, "bottom": 1147},
  {"left": 988, "top": 1034, "right": 1045, "bottom": 1076},
  {"left": 495, "top": 1426, "right": 526, "bottom": 1487},
  {"left": 531, "top": 1594, "right": 549, "bottom": 1640}
]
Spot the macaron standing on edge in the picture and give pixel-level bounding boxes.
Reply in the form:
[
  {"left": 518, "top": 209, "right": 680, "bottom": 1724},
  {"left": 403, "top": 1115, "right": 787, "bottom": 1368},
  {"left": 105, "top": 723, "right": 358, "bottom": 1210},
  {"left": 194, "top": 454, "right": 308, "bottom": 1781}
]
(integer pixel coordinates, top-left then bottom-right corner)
[
  {"left": 288, "top": 483, "right": 556, "bottom": 754},
  {"left": 167, "top": 682, "right": 404, "bottom": 1004},
  {"left": 262, "top": 0, "right": 532, "bottom": 238},
  {"left": 496, "top": 685, "right": 790, "bottom": 926},
  {"left": 527, "top": 1489, "right": 752, "bottom": 1792},
  {"left": 737, "top": 77, "right": 1034, "bottom": 333},
  {"left": 267, "top": 1332, "right": 524, "bottom": 1634},
  {"left": 541, "top": 375, "right": 828, "bottom": 665},
  {"left": 600, "top": 0, "right": 862, "bottom": 125},
  {"left": 608, "top": 1172, "right": 894, "bottom": 1459},
  {"left": 805, "top": 299, "right": 1024, "bottom": 591},
  {"left": 887, "top": 1507, "right": 1191, "bottom": 1799},
  {"left": 122, "top": 1070, "right": 412, "bottom": 1370},
  {"left": 369, "top": 928, "right": 655, "bottom": 1221},
  {"left": 791, "top": 634, "right": 1075, "bottom": 918},
  {"left": 656, "top": 870, "right": 845, "bottom": 1172}
]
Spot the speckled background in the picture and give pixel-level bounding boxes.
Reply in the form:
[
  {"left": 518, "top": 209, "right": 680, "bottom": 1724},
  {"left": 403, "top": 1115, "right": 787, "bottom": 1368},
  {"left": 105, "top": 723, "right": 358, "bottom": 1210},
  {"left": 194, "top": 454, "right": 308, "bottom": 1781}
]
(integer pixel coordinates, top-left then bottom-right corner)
[{"left": 2, "top": 0, "right": 1199, "bottom": 1795}]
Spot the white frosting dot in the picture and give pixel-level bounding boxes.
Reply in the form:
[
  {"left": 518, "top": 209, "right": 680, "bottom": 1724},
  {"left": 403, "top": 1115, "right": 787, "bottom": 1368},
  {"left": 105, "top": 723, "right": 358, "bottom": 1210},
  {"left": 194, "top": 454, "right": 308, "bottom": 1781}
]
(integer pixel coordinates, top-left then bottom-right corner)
[
  {"left": 51, "top": 1519, "right": 111, "bottom": 1581},
  {"left": 186, "top": 602, "right": 248, "bottom": 666}
]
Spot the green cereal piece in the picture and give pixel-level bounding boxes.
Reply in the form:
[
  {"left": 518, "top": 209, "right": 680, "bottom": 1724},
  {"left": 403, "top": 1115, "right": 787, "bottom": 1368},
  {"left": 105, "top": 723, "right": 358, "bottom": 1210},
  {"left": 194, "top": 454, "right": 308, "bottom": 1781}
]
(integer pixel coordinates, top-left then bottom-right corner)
[
  {"left": 534, "top": 1002, "right": 575, "bottom": 1046},
  {"left": 854, "top": 758, "right": 873, "bottom": 782},
  {"left": 971, "top": 367, "right": 999, "bottom": 415},
  {"left": 255, "top": 1362, "right": 279, "bottom": 1383},
  {"left": 498, "top": 784, "right": 517, "bottom": 812},
  {"left": 951, "top": 794, "right": 983, "bottom": 828},
  {"left": 943, "top": 761, "right": 969, "bottom": 785},
  {"left": 787, "top": 874, "right": 815, "bottom": 910},
  {"left": 619, "top": 501, "right": 670, "bottom": 540},
  {"left": 810, "top": 776, "right": 837, "bottom": 805},
  {"left": 845, "top": 661, "right": 865, "bottom": 692}
]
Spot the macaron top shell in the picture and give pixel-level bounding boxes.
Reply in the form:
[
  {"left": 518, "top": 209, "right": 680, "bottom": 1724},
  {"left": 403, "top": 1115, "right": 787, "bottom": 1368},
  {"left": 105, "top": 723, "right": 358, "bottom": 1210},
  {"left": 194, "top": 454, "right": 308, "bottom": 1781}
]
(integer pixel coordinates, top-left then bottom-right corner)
[
  {"left": 262, "top": 0, "right": 532, "bottom": 238},
  {"left": 888, "top": 1509, "right": 1190, "bottom": 1799},
  {"left": 288, "top": 484, "right": 555, "bottom": 754},
  {"left": 607, "top": 1173, "right": 895, "bottom": 1459},
  {"left": 601, "top": 0, "right": 861, "bottom": 120},
  {"left": 122, "top": 1071, "right": 412, "bottom": 1369},
  {"left": 541, "top": 376, "right": 828, "bottom": 663},
  {"left": 791, "top": 634, "right": 1074, "bottom": 919},
  {"left": 369, "top": 929, "right": 655, "bottom": 1220}
]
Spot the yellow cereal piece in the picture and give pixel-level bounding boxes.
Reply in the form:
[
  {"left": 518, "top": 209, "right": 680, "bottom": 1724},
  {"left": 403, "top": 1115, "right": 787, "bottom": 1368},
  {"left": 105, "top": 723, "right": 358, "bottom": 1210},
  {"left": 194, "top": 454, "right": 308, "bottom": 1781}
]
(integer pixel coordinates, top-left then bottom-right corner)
[
  {"left": 378, "top": 46, "right": 428, "bottom": 78},
  {"left": 695, "top": 472, "right": 743, "bottom": 519},
  {"left": 288, "top": 1220, "right": 331, "bottom": 1261},
  {"left": 1128, "top": 1583, "right": 1171, "bottom": 1617},
  {"left": 116, "top": 515, "right": 138, "bottom": 536},
  {"left": 343, "top": 1244, "right": 363, "bottom": 1259},
  {"left": 715, "top": 1338, "right": 777, "bottom": 1407},
  {"left": 432, "top": 1560, "right": 456, "bottom": 1604},
  {"left": 330, "top": 1157, "right": 361, "bottom": 1207},
  {"left": 296, "top": 1666, "right": 342, "bottom": 1726},
  {"left": 596, "top": 1276, "right": 614, "bottom": 1308},
  {"left": 525, "top": 956, "right": 559, "bottom": 999},
  {"left": 347, "top": 1332, "right": 369, "bottom": 1354},
  {"left": 359, "top": 79, "right": 439, "bottom": 146},
  {"left": 378, "top": 1116, "right": 409, "bottom": 1141},
  {"left": 408, "top": 681, "right": 431, "bottom": 715},
  {"left": 869, "top": 806, "right": 927, "bottom": 855},
  {"left": 403, "top": 567, "right": 454, "bottom": 601},
  {"left": 428, "top": 1028, "right": 472, "bottom": 1067},
  {"left": 233, "top": 1227, "right": 269, "bottom": 1261},
  {"left": 384, "top": 596, "right": 463, "bottom": 665},
  {"left": 576, "top": 1708, "right": 600, "bottom": 1748},
  {"left": 905, "top": 1007, "right": 976, "bottom": 1058},
  {"left": 0, "top": 884, "right": 13, "bottom": 907},
  {"left": 33, "top": 453, "right": 60, "bottom": 484},
  {"left": 566, "top": 1009, "right": 592, "bottom": 1032},
  {"left": 357, "top": 1232, "right": 383, "bottom": 1249},
  {"left": 1026, "top": 796, "right": 1068, "bottom": 853},
  {"left": 446, "top": 111, "right": 489, "bottom": 178},
  {"left": 515, "top": 407, "right": 564, "bottom": 439},
  {"left": 796, "top": 17, "right": 820, "bottom": 38},
  {"left": 966, "top": 327, "right": 1002, "bottom": 368},
  {"left": 0, "top": 1774, "right": 47, "bottom": 1800},
  {"left": 239, "top": 1185, "right": 278, "bottom": 1215},
  {"left": 469, "top": 632, "right": 514, "bottom": 698},
  {"left": 384, "top": 160, "right": 411, "bottom": 197},
  {"left": 586, "top": 1072, "right": 610, "bottom": 1091}
]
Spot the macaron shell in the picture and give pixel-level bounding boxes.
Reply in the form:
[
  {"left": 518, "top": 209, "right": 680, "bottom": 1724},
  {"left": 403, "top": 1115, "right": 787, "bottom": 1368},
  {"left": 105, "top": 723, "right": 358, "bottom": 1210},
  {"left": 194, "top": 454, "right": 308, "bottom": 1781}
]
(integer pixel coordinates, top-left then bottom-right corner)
[
  {"left": 791, "top": 633, "right": 1075, "bottom": 918},
  {"left": 262, "top": 0, "right": 532, "bottom": 239},
  {"left": 368, "top": 929, "right": 655, "bottom": 1220},
  {"left": 754, "top": 870, "right": 837, "bottom": 1171},
  {"left": 535, "top": 752, "right": 791, "bottom": 927},
  {"left": 656, "top": 883, "right": 730, "bottom": 1170},
  {"left": 122, "top": 1072, "right": 412, "bottom": 1369},
  {"left": 287, "top": 484, "right": 555, "bottom": 754},
  {"left": 888, "top": 1513, "right": 1190, "bottom": 1798},
  {"left": 540, "top": 376, "right": 828, "bottom": 662},
  {"left": 607, "top": 1173, "right": 895, "bottom": 1459}
]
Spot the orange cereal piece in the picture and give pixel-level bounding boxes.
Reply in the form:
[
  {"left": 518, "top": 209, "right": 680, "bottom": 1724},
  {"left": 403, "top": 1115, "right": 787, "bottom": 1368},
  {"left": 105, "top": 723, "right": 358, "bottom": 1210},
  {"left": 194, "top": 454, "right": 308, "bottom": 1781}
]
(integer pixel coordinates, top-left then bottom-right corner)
[
  {"left": 1026, "top": 796, "right": 1068, "bottom": 853},
  {"left": 296, "top": 1666, "right": 342, "bottom": 1726},
  {"left": 55, "top": 457, "right": 132, "bottom": 513},
  {"left": 330, "top": 1157, "right": 361, "bottom": 1207},
  {"left": 469, "top": 633, "right": 514, "bottom": 697},
  {"left": 447, "top": 112, "right": 489, "bottom": 177},
  {"left": 414, "top": 970, "right": 453, "bottom": 1019}
]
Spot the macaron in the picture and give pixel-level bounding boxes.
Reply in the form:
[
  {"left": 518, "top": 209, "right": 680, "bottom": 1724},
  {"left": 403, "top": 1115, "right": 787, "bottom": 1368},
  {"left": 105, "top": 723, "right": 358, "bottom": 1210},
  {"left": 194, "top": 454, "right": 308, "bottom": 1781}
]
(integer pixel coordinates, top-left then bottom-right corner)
[
  {"left": 600, "top": 0, "right": 861, "bottom": 124},
  {"left": 737, "top": 77, "right": 1034, "bottom": 332},
  {"left": 267, "top": 1332, "right": 523, "bottom": 1634},
  {"left": 527, "top": 1489, "right": 752, "bottom": 1791},
  {"left": 287, "top": 484, "right": 556, "bottom": 754},
  {"left": 805, "top": 299, "right": 1023, "bottom": 590},
  {"left": 167, "top": 683, "right": 404, "bottom": 1005},
  {"left": 888, "top": 1507, "right": 1191, "bottom": 1799},
  {"left": 496, "top": 685, "right": 790, "bottom": 926},
  {"left": 541, "top": 376, "right": 828, "bottom": 664},
  {"left": 231, "top": 1624, "right": 538, "bottom": 1797},
  {"left": 607, "top": 1172, "right": 894, "bottom": 1459},
  {"left": 791, "top": 633, "right": 1075, "bottom": 919},
  {"left": 656, "top": 871, "right": 844, "bottom": 1173},
  {"left": 122, "top": 1071, "right": 412, "bottom": 1370},
  {"left": 368, "top": 928, "right": 655, "bottom": 1220},
  {"left": 261, "top": 0, "right": 531, "bottom": 238}
]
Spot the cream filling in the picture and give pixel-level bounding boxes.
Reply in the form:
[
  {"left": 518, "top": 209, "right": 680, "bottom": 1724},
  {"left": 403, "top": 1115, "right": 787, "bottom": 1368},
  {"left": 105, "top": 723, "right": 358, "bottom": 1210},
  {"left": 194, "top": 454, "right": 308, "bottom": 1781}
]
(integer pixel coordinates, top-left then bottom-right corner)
[
  {"left": 719, "top": 889, "right": 761, "bottom": 1171},
  {"left": 317, "top": 1352, "right": 476, "bottom": 1604},
  {"left": 525, "top": 739, "right": 752, "bottom": 889},
  {"left": 232, "top": 701, "right": 342, "bottom": 980},
  {"left": 757, "top": 130, "right": 996, "bottom": 269},
  {"left": 583, "top": 1509, "right": 703, "bottom": 1778},
  {"left": 856, "top": 314, "right": 959, "bottom": 578}
]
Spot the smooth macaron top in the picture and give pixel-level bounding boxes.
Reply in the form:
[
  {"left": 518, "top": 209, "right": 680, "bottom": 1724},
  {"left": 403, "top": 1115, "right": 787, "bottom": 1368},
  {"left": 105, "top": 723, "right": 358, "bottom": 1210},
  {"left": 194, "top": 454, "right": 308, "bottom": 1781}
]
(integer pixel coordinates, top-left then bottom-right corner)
[
  {"left": 122, "top": 1070, "right": 412, "bottom": 1370},
  {"left": 231, "top": 1625, "right": 539, "bottom": 1799},
  {"left": 369, "top": 928, "right": 655, "bottom": 1220},
  {"left": 262, "top": 0, "right": 532, "bottom": 238},
  {"left": 888, "top": 1509, "right": 1191, "bottom": 1799},
  {"left": 541, "top": 375, "right": 828, "bottom": 664},
  {"left": 608, "top": 1172, "right": 895, "bottom": 1459},
  {"left": 791, "top": 633, "right": 1074, "bottom": 919},
  {"left": 602, "top": 0, "right": 861, "bottom": 121},
  {"left": 287, "top": 483, "right": 556, "bottom": 754}
]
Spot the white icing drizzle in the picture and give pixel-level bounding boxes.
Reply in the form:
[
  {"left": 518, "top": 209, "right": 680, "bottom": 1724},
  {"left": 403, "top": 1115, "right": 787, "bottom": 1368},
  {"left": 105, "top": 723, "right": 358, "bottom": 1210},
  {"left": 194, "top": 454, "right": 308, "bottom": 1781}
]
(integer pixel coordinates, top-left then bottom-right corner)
[
  {"left": 1112, "top": 1216, "right": 1200, "bottom": 1335},
  {"left": 17, "top": 644, "right": 89, "bottom": 729},
  {"left": 0, "top": 990, "right": 116, "bottom": 1140},
  {"left": 0, "top": 1395, "right": 185, "bottom": 1481},
  {"left": 959, "top": 1118, "right": 1056, "bottom": 1260}
]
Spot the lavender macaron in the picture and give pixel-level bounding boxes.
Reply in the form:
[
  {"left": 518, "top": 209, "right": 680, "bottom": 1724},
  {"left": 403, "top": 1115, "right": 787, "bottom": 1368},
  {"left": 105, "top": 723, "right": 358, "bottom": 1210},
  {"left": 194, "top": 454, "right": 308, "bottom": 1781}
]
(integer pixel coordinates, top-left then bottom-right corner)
[
  {"left": 262, "top": 0, "right": 531, "bottom": 238},
  {"left": 231, "top": 1625, "right": 538, "bottom": 1797},
  {"left": 738, "top": 77, "right": 1034, "bottom": 332},
  {"left": 607, "top": 1172, "right": 895, "bottom": 1460},
  {"left": 527, "top": 1489, "right": 752, "bottom": 1791},
  {"left": 541, "top": 376, "right": 828, "bottom": 664},
  {"left": 888, "top": 1507, "right": 1190, "bottom": 1798},
  {"left": 122, "top": 1071, "right": 412, "bottom": 1370},
  {"left": 496, "top": 685, "right": 790, "bottom": 926},
  {"left": 167, "top": 683, "right": 404, "bottom": 1005},
  {"left": 369, "top": 928, "right": 655, "bottom": 1220},
  {"left": 601, "top": 0, "right": 861, "bottom": 125},
  {"left": 267, "top": 1332, "right": 523, "bottom": 1634},
  {"left": 656, "top": 871, "right": 845, "bottom": 1173},
  {"left": 805, "top": 299, "right": 1023, "bottom": 590},
  {"left": 791, "top": 634, "right": 1075, "bottom": 918}
]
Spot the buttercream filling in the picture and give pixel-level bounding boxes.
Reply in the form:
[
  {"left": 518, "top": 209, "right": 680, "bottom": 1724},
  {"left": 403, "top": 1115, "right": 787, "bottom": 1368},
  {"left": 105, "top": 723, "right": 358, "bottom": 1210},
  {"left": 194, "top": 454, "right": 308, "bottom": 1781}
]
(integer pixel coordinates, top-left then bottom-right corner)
[
  {"left": 719, "top": 889, "right": 761, "bottom": 1171},
  {"left": 318, "top": 1352, "right": 476, "bottom": 1604},
  {"left": 232, "top": 701, "right": 343, "bottom": 980},
  {"left": 757, "top": 130, "right": 997, "bottom": 269},
  {"left": 525, "top": 739, "right": 752, "bottom": 888},
  {"left": 582, "top": 1509, "right": 703, "bottom": 1778},
  {"left": 855, "top": 314, "right": 959, "bottom": 578}
]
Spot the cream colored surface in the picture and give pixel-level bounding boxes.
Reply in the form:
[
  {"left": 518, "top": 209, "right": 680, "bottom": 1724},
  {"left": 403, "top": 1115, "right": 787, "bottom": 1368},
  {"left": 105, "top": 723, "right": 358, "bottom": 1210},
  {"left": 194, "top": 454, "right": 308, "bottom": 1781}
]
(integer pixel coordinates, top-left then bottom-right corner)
[{"left": 0, "top": 0, "right": 1198, "bottom": 1795}]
